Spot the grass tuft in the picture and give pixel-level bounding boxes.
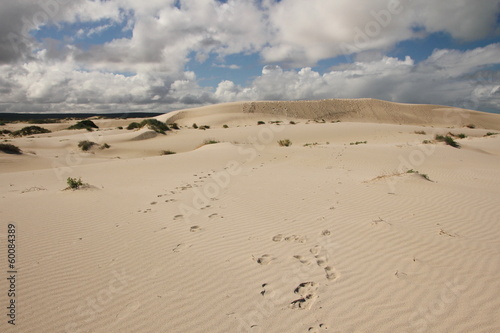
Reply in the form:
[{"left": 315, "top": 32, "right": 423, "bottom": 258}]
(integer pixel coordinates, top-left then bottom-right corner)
[
  {"left": 278, "top": 139, "right": 292, "bottom": 147},
  {"left": 68, "top": 120, "right": 99, "bottom": 131},
  {"left": 0, "top": 143, "right": 22, "bottom": 154},
  {"left": 78, "top": 140, "right": 96, "bottom": 151}
]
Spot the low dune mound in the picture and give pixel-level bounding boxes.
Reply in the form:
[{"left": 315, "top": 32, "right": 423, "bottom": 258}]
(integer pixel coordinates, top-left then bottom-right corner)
[
  {"left": 129, "top": 129, "right": 158, "bottom": 141},
  {"left": 159, "top": 98, "right": 500, "bottom": 130}
]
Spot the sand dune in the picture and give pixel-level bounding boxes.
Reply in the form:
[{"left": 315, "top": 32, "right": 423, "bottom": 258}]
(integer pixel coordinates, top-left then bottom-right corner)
[
  {"left": 1, "top": 99, "right": 500, "bottom": 332},
  {"left": 158, "top": 98, "right": 500, "bottom": 130}
]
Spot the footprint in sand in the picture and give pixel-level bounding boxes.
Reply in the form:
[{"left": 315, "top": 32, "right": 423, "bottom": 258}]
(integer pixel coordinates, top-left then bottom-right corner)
[
  {"left": 254, "top": 254, "right": 274, "bottom": 265},
  {"left": 316, "top": 259, "right": 327, "bottom": 268},
  {"left": 290, "top": 282, "right": 319, "bottom": 310},
  {"left": 190, "top": 225, "right": 202, "bottom": 232},
  {"left": 272, "top": 234, "right": 284, "bottom": 242},
  {"left": 310, "top": 245, "right": 322, "bottom": 257},
  {"left": 172, "top": 243, "right": 188, "bottom": 253},
  {"left": 293, "top": 255, "right": 312, "bottom": 265},
  {"left": 308, "top": 324, "right": 328, "bottom": 332},
  {"left": 321, "top": 229, "right": 331, "bottom": 236},
  {"left": 324, "top": 266, "right": 338, "bottom": 280}
]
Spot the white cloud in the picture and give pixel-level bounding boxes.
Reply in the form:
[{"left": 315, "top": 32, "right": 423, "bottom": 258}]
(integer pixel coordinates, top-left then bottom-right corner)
[{"left": 0, "top": 0, "right": 499, "bottom": 113}]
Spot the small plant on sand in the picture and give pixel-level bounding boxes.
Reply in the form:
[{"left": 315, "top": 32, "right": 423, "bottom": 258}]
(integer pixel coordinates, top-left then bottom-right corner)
[
  {"left": 161, "top": 150, "right": 176, "bottom": 155},
  {"left": 278, "top": 139, "right": 292, "bottom": 147},
  {"left": 257, "top": 121, "right": 265, "bottom": 125},
  {"left": 11, "top": 126, "right": 51, "bottom": 137},
  {"left": 203, "top": 139, "right": 220, "bottom": 145},
  {"left": 1, "top": 129, "right": 12, "bottom": 135},
  {"left": 127, "top": 119, "right": 169, "bottom": 134},
  {"left": 456, "top": 133, "right": 467, "bottom": 139},
  {"left": 68, "top": 120, "right": 99, "bottom": 131},
  {"left": 67, "top": 177, "right": 84, "bottom": 189},
  {"left": 350, "top": 141, "right": 367, "bottom": 145},
  {"left": 422, "top": 140, "right": 432, "bottom": 144},
  {"left": 406, "top": 169, "right": 431, "bottom": 181},
  {"left": 198, "top": 125, "right": 210, "bottom": 130},
  {"left": 78, "top": 140, "right": 96, "bottom": 151},
  {"left": 414, "top": 130, "right": 426, "bottom": 135},
  {"left": 117, "top": 126, "right": 123, "bottom": 130},
  {"left": 140, "top": 119, "right": 170, "bottom": 134},
  {"left": 304, "top": 142, "right": 319, "bottom": 147},
  {"left": 168, "top": 123, "right": 180, "bottom": 130},
  {"left": 0, "top": 121, "right": 5, "bottom": 126},
  {"left": 466, "top": 124, "right": 476, "bottom": 129},
  {"left": 223, "top": 124, "right": 229, "bottom": 128},
  {"left": 435, "top": 135, "right": 459, "bottom": 148},
  {"left": 99, "top": 143, "right": 110, "bottom": 149},
  {"left": 485, "top": 132, "right": 498, "bottom": 136},
  {"left": 192, "top": 123, "right": 198, "bottom": 129},
  {"left": 289, "top": 121, "right": 296, "bottom": 125},
  {"left": 127, "top": 122, "right": 141, "bottom": 130},
  {"left": 0, "top": 143, "right": 22, "bottom": 154}
]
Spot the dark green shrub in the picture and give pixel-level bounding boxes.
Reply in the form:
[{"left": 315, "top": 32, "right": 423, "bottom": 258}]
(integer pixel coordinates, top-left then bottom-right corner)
[
  {"left": 0, "top": 143, "right": 22, "bottom": 154},
  {"left": 257, "top": 121, "right": 265, "bottom": 125},
  {"left": 127, "top": 119, "right": 169, "bottom": 134},
  {"left": 161, "top": 150, "right": 176, "bottom": 155},
  {"left": 435, "top": 135, "right": 459, "bottom": 148},
  {"left": 127, "top": 122, "right": 141, "bottom": 130},
  {"left": 223, "top": 124, "right": 229, "bottom": 128},
  {"left": 444, "top": 136, "right": 460, "bottom": 148},
  {"left": 68, "top": 120, "right": 99, "bottom": 130},
  {"left": 278, "top": 139, "right": 292, "bottom": 147},
  {"left": 466, "top": 124, "right": 475, "bottom": 129},
  {"left": 192, "top": 123, "right": 198, "bottom": 129},
  {"left": 11, "top": 126, "right": 51, "bottom": 137},
  {"left": 78, "top": 140, "right": 96, "bottom": 151},
  {"left": 485, "top": 132, "right": 498, "bottom": 136},
  {"left": 289, "top": 121, "right": 296, "bottom": 125},
  {"left": 67, "top": 177, "right": 84, "bottom": 189},
  {"left": 203, "top": 139, "right": 219, "bottom": 145},
  {"left": 117, "top": 126, "right": 123, "bottom": 130},
  {"left": 350, "top": 141, "right": 367, "bottom": 145},
  {"left": 99, "top": 143, "right": 110, "bottom": 149},
  {"left": 140, "top": 119, "right": 169, "bottom": 134}
]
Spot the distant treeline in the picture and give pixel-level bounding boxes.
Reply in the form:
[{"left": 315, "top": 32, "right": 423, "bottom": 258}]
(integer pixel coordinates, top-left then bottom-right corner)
[{"left": 0, "top": 112, "right": 164, "bottom": 122}]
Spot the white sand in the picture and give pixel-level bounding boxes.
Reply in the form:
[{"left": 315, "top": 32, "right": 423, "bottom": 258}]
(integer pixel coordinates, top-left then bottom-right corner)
[{"left": 1, "top": 99, "right": 500, "bottom": 333}]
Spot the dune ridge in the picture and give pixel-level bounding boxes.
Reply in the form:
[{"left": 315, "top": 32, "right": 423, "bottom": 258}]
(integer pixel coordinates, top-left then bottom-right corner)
[{"left": 159, "top": 98, "right": 500, "bottom": 130}]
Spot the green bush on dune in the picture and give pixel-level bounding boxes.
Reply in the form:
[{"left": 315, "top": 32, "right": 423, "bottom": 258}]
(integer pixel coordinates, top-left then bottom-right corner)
[
  {"left": 68, "top": 120, "right": 99, "bottom": 131},
  {"left": 78, "top": 140, "right": 96, "bottom": 151},
  {"left": 66, "top": 177, "right": 84, "bottom": 190},
  {"left": 11, "top": 126, "right": 51, "bottom": 137},
  {"left": 278, "top": 139, "right": 292, "bottom": 147},
  {"left": 127, "top": 119, "right": 170, "bottom": 134},
  {"left": 0, "top": 143, "right": 22, "bottom": 154}
]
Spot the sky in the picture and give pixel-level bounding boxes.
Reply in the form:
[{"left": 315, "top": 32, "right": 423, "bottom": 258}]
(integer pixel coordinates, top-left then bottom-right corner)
[{"left": 0, "top": 0, "right": 499, "bottom": 114}]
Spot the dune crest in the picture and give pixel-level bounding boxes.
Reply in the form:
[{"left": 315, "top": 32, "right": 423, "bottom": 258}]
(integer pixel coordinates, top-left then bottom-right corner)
[{"left": 159, "top": 98, "right": 500, "bottom": 130}]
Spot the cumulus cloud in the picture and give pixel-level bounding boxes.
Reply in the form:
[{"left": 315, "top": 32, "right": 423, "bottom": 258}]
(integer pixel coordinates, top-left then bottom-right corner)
[{"left": 0, "top": 0, "right": 499, "bottom": 113}]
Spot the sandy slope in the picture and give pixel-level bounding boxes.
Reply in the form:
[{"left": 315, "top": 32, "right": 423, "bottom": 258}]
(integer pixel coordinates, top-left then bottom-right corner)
[
  {"left": 158, "top": 99, "right": 500, "bottom": 130},
  {"left": 1, "top": 100, "right": 500, "bottom": 333}
]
